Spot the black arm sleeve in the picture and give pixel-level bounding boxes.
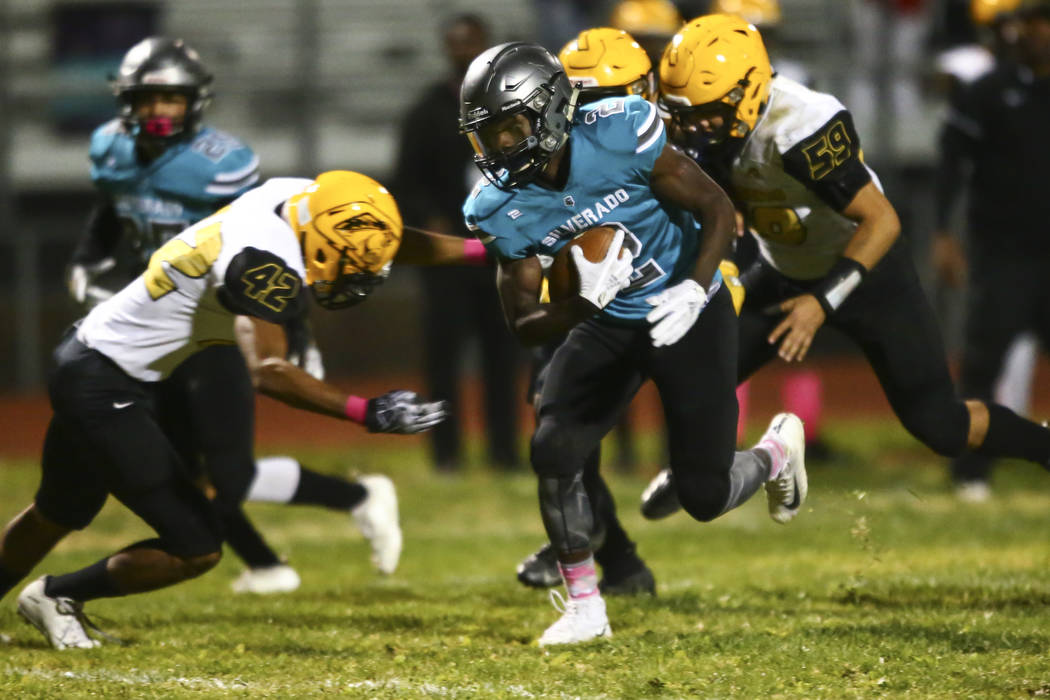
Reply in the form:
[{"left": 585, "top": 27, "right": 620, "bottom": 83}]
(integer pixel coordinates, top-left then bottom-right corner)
[
  {"left": 781, "top": 110, "right": 872, "bottom": 212},
  {"left": 70, "top": 199, "right": 123, "bottom": 264},
  {"left": 217, "top": 246, "right": 306, "bottom": 324}
]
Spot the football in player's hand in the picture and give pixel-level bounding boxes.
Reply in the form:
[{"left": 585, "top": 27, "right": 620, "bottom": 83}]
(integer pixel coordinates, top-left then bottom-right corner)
[{"left": 547, "top": 225, "right": 620, "bottom": 303}]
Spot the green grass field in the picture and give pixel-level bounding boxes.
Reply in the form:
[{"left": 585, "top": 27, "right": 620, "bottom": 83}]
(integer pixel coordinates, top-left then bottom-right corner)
[{"left": 2, "top": 418, "right": 1050, "bottom": 699}]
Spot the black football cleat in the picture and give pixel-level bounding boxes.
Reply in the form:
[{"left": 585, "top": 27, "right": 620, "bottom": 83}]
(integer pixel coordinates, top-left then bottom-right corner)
[
  {"left": 599, "top": 556, "right": 656, "bottom": 596},
  {"left": 640, "top": 467, "right": 682, "bottom": 520},
  {"left": 516, "top": 543, "right": 562, "bottom": 588}
]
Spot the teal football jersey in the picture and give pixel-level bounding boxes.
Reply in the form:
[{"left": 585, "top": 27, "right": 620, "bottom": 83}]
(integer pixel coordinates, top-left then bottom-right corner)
[
  {"left": 89, "top": 120, "right": 260, "bottom": 264},
  {"left": 463, "top": 96, "right": 718, "bottom": 323}
]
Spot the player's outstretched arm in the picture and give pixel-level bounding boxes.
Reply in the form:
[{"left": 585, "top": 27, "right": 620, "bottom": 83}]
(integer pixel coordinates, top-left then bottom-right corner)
[
  {"left": 234, "top": 316, "right": 446, "bottom": 433},
  {"left": 649, "top": 144, "right": 737, "bottom": 289},
  {"left": 394, "top": 226, "right": 488, "bottom": 266}
]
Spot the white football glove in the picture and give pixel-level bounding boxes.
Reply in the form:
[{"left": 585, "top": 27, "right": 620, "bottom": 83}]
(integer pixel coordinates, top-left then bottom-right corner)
[
  {"left": 571, "top": 230, "right": 634, "bottom": 309},
  {"left": 67, "top": 258, "right": 116, "bottom": 305},
  {"left": 366, "top": 390, "right": 448, "bottom": 434},
  {"left": 645, "top": 278, "right": 708, "bottom": 347}
]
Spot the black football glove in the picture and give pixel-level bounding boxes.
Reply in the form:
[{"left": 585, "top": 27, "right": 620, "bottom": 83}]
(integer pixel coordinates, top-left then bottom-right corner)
[{"left": 365, "top": 390, "right": 447, "bottom": 434}]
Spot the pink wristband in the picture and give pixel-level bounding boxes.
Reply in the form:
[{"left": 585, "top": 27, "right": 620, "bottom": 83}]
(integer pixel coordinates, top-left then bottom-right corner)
[
  {"left": 344, "top": 395, "right": 369, "bottom": 424},
  {"left": 463, "top": 238, "right": 488, "bottom": 265}
]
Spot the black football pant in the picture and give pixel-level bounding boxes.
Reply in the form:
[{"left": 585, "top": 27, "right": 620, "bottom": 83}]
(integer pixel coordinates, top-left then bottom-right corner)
[
  {"left": 37, "top": 334, "right": 222, "bottom": 559},
  {"left": 738, "top": 237, "right": 971, "bottom": 457},
  {"left": 952, "top": 257, "right": 1050, "bottom": 482},
  {"left": 156, "top": 344, "right": 282, "bottom": 569},
  {"left": 531, "top": 286, "right": 741, "bottom": 554}
]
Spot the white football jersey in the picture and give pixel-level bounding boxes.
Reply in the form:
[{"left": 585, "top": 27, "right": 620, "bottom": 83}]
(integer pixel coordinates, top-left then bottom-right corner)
[
  {"left": 77, "top": 177, "right": 310, "bottom": 382},
  {"left": 730, "top": 76, "right": 881, "bottom": 280}
]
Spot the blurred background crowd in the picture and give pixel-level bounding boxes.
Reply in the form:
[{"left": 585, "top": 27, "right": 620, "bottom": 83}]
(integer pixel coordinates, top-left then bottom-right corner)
[{"left": 0, "top": 0, "right": 1044, "bottom": 477}]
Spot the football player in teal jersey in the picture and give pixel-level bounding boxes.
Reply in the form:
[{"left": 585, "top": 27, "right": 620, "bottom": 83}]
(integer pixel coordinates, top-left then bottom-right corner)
[
  {"left": 64, "top": 38, "right": 405, "bottom": 596},
  {"left": 460, "top": 42, "right": 808, "bottom": 646}
]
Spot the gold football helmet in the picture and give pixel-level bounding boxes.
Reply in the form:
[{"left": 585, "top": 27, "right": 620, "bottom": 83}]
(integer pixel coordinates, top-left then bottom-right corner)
[
  {"left": 659, "top": 14, "right": 772, "bottom": 146},
  {"left": 609, "top": 0, "right": 683, "bottom": 37},
  {"left": 971, "top": 0, "right": 1022, "bottom": 25},
  {"left": 710, "top": 0, "right": 782, "bottom": 28},
  {"left": 287, "top": 171, "right": 403, "bottom": 309},
  {"left": 558, "top": 28, "right": 654, "bottom": 103}
]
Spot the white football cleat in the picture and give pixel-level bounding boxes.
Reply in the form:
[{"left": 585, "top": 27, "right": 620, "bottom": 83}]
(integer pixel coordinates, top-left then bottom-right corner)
[
  {"left": 352, "top": 474, "right": 402, "bottom": 575},
  {"left": 230, "top": 564, "right": 301, "bottom": 594},
  {"left": 761, "top": 413, "right": 808, "bottom": 524},
  {"left": 17, "top": 576, "right": 100, "bottom": 650},
  {"left": 537, "top": 590, "right": 612, "bottom": 647},
  {"left": 954, "top": 480, "right": 992, "bottom": 504}
]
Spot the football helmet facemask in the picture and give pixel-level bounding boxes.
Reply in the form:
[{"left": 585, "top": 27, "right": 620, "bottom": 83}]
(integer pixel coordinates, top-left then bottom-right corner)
[
  {"left": 559, "top": 28, "right": 654, "bottom": 104},
  {"left": 111, "top": 37, "right": 212, "bottom": 143},
  {"left": 659, "top": 14, "right": 772, "bottom": 150},
  {"left": 287, "top": 171, "right": 403, "bottom": 310},
  {"left": 459, "top": 42, "right": 579, "bottom": 190}
]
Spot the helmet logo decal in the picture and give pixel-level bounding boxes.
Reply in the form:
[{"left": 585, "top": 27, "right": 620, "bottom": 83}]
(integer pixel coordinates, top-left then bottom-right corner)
[
  {"left": 334, "top": 211, "right": 388, "bottom": 232},
  {"left": 503, "top": 76, "right": 529, "bottom": 90}
]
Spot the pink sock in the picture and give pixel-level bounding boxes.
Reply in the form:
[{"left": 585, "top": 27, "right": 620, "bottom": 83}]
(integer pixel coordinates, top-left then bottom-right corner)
[
  {"left": 757, "top": 434, "right": 787, "bottom": 479},
  {"left": 736, "top": 382, "right": 750, "bottom": 445},
  {"left": 559, "top": 556, "right": 599, "bottom": 600},
  {"left": 782, "top": 371, "right": 823, "bottom": 443}
]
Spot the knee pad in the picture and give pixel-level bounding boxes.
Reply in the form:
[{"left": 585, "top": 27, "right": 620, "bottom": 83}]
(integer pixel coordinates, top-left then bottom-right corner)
[
  {"left": 531, "top": 420, "right": 592, "bottom": 478},
  {"left": 676, "top": 473, "right": 731, "bottom": 523}
]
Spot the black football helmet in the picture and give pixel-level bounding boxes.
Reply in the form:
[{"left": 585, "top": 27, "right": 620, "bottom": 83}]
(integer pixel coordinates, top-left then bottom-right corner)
[
  {"left": 111, "top": 37, "right": 213, "bottom": 141},
  {"left": 459, "top": 42, "right": 579, "bottom": 190}
]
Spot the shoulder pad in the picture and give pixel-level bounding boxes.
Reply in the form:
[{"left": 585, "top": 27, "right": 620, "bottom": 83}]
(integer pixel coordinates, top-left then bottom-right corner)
[
  {"left": 463, "top": 179, "right": 517, "bottom": 226},
  {"left": 154, "top": 129, "right": 260, "bottom": 204},
  {"left": 764, "top": 78, "right": 850, "bottom": 154},
  {"left": 89, "top": 120, "right": 140, "bottom": 187},
  {"left": 579, "top": 96, "right": 663, "bottom": 156},
  {"left": 218, "top": 246, "right": 305, "bottom": 324}
]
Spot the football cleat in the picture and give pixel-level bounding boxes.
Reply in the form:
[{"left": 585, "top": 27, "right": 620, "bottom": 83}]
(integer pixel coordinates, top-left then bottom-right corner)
[
  {"left": 640, "top": 467, "right": 681, "bottom": 520},
  {"left": 352, "top": 474, "right": 403, "bottom": 575},
  {"left": 599, "top": 555, "right": 656, "bottom": 597},
  {"left": 17, "top": 577, "right": 101, "bottom": 650},
  {"left": 537, "top": 590, "right": 612, "bottom": 647},
  {"left": 517, "top": 543, "right": 562, "bottom": 589},
  {"left": 230, "top": 564, "right": 301, "bottom": 595},
  {"left": 762, "top": 413, "right": 808, "bottom": 524},
  {"left": 954, "top": 480, "right": 992, "bottom": 504}
]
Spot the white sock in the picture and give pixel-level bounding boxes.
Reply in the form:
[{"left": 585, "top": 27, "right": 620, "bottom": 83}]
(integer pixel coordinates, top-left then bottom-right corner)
[{"left": 247, "top": 456, "right": 301, "bottom": 503}]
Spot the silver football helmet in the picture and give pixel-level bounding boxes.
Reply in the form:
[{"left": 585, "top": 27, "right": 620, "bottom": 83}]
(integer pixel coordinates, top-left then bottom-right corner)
[
  {"left": 111, "top": 37, "right": 213, "bottom": 141},
  {"left": 459, "top": 42, "right": 579, "bottom": 190}
]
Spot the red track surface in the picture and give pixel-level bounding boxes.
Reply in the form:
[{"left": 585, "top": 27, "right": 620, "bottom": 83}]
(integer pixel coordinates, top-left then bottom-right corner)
[{"left": 1, "top": 356, "right": 1047, "bottom": 458}]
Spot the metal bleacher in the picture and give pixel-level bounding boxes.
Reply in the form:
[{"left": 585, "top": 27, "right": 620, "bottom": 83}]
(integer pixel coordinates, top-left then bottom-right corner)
[{"left": 7, "top": 0, "right": 539, "bottom": 188}]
